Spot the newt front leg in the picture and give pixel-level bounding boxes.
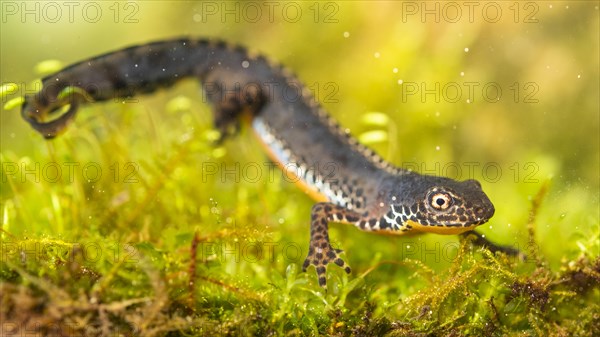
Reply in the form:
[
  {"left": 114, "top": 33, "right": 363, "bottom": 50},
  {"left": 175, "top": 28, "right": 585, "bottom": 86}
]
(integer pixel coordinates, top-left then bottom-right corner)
[{"left": 302, "top": 203, "right": 359, "bottom": 288}]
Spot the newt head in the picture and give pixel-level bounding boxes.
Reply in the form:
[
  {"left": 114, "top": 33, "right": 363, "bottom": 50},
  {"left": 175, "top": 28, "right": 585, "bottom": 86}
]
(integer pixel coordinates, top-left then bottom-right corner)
[{"left": 389, "top": 176, "right": 495, "bottom": 234}]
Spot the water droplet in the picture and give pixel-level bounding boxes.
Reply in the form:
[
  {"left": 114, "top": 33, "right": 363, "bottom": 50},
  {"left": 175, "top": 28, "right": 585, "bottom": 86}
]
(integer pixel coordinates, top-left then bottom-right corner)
[
  {"left": 343, "top": 31, "right": 350, "bottom": 38},
  {"left": 374, "top": 52, "right": 380, "bottom": 58},
  {"left": 435, "top": 146, "right": 440, "bottom": 151},
  {"left": 460, "top": 71, "right": 465, "bottom": 76},
  {"left": 242, "top": 60, "right": 250, "bottom": 68},
  {"left": 397, "top": 79, "right": 403, "bottom": 85},
  {"left": 392, "top": 67, "right": 398, "bottom": 73}
]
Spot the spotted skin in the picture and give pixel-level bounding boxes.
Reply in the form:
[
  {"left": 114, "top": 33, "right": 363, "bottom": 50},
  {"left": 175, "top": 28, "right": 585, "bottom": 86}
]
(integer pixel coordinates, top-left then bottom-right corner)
[
  {"left": 303, "top": 203, "right": 356, "bottom": 287},
  {"left": 21, "top": 38, "right": 514, "bottom": 289}
]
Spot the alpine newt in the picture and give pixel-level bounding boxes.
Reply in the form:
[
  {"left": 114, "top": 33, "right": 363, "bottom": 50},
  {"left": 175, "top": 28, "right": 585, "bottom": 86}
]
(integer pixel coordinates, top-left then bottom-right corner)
[{"left": 21, "top": 38, "right": 518, "bottom": 288}]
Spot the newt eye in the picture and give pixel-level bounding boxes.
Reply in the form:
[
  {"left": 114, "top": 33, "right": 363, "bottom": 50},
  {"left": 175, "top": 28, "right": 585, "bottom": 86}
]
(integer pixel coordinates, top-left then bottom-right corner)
[{"left": 429, "top": 192, "right": 452, "bottom": 210}]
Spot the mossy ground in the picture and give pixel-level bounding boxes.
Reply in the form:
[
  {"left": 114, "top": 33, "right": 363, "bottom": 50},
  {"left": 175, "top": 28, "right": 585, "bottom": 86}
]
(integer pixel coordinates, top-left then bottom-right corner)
[{"left": 1, "top": 97, "right": 598, "bottom": 336}]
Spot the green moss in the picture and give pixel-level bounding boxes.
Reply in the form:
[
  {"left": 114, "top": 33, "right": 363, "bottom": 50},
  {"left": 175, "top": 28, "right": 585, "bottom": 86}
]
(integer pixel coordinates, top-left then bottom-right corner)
[{"left": 1, "top": 105, "right": 598, "bottom": 335}]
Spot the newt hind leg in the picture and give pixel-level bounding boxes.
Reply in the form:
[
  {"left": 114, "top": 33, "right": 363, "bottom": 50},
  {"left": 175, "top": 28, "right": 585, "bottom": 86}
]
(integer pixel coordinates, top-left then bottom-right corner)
[
  {"left": 302, "top": 202, "right": 362, "bottom": 288},
  {"left": 201, "top": 73, "right": 266, "bottom": 143}
]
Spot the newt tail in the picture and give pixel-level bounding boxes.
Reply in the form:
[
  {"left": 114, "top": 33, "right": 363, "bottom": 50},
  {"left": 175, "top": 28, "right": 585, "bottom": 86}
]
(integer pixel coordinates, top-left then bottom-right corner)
[{"left": 22, "top": 38, "right": 517, "bottom": 288}]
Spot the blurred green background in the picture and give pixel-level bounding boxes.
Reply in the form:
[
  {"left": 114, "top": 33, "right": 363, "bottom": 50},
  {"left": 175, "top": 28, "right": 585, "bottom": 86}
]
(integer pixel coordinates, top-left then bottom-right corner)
[
  {"left": 0, "top": 2, "right": 598, "bottom": 334},
  {"left": 2, "top": 0, "right": 597, "bottom": 263}
]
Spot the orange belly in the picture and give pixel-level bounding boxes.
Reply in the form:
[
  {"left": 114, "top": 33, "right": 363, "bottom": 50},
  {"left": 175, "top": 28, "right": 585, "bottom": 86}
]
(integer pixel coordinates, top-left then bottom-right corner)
[{"left": 249, "top": 123, "right": 329, "bottom": 203}]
